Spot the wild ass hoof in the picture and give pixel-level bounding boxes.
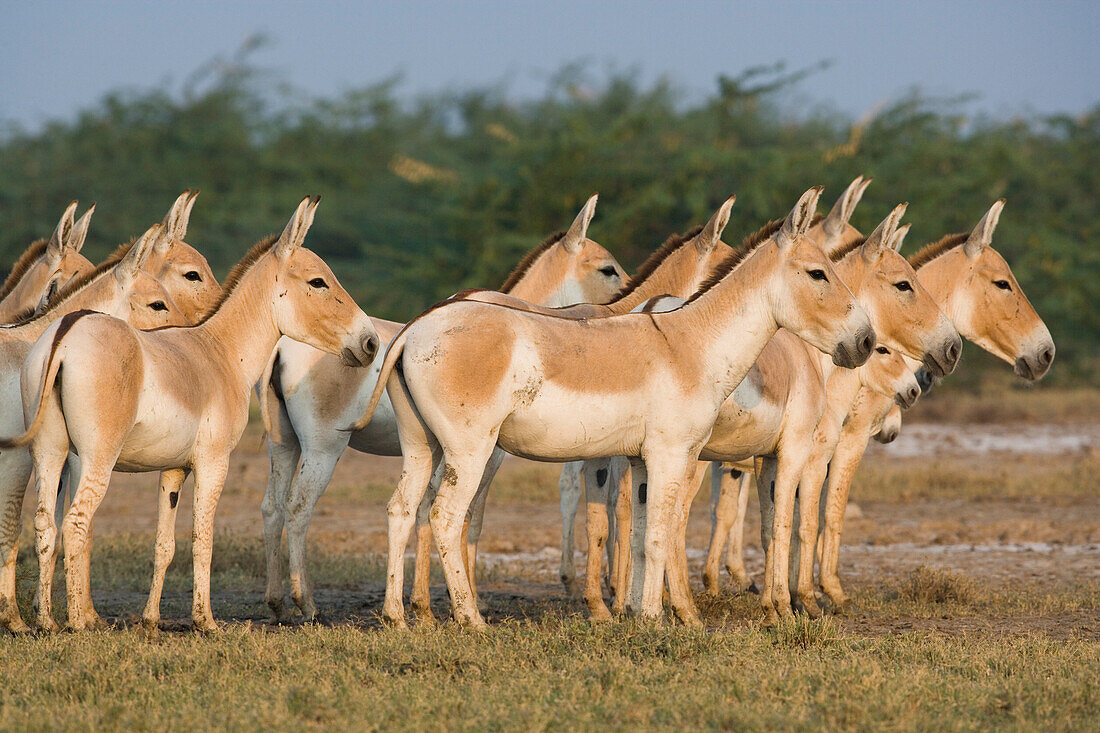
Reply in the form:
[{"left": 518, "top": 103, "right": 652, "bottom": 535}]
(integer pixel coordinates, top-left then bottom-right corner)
[
  {"left": 266, "top": 596, "right": 292, "bottom": 623},
  {"left": 561, "top": 576, "right": 581, "bottom": 599},
  {"left": 412, "top": 605, "right": 438, "bottom": 629},
  {"left": 587, "top": 600, "right": 613, "bottom": 623},
  {"left": 0, "top": 610, "right": 31, "bottom": 635},
  {"left": 454, "top": 609, "right": 487, "bottom": 631},
  {"left": 36, "top": 614, "right": 60, "bottom": 634},
  {"left": 796, "top": 594, "right": 824, "bottom": 619},
  {"left": 191, "top": 616, "right": 220, "bottom": 635},
  {"left": 744, "top": 581, "right": 761, "bottom": 596},
  {"left": 140, "top": 617, "right": 161, "bottom": 641},
  {"left": 381, "top": 609, "right": 409, "bottom": 629}
]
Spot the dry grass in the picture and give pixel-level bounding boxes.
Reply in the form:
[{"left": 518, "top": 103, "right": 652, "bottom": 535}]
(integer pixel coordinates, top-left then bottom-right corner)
[{"left": 898, "top": 565, "right": 980, "bottom": 605}]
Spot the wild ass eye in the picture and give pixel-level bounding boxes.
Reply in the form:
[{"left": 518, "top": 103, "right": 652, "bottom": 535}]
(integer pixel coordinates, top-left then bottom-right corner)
[
  {"left": 993, "top": 280, "right": 1011, "bottom": 291},
  {"left": 894, "top": 281, "right": 913, "bottom": 292},
  {"left": 149, "top": 301, "right": 169, "bottom": 312},
  {"left": 184, "top": 270, "right": 202, "bottom": 282},
  {"left": 875, "top": 346, "right": 890, "bottom": 355},
  {"left": 308, "top": 277, "right": 329, "bottom": 289},
  {"left": 808, "top": 269, "right": 828, "bottom": 282},
  {"left": 598, "top": 266, "right": 618, "bottom": 278}
]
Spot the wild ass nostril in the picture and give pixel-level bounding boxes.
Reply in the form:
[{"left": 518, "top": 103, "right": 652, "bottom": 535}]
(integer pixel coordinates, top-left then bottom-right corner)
[
  {"left": 857, "top": 330, "right": 875, "bottom": 359},
  {"left": 908, "top": 386, "right": 920, "bottom": 403},
  {"left": 944, "top": 336, "right": 962, "bottom": 370},
  {"left": 1039, "top": 347, "right": 1054, "bottom": 366}
]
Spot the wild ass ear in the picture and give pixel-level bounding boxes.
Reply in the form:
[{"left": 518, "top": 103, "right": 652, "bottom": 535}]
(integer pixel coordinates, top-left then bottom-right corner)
[
  {"left": 889, "top": 223, "right": 911, "bottom": 253},
  {"left": 46, "top": 201, "right": 80, "bottom": 268},
  {"left": 158, "top": 190, "right": 197, "bottom": 253},
  {"left": 777, "top": 186, "right": 824, "bottom": 250},
  {"left": 68, "top": 203, "right": 96, "bottom": 254},
  {"left": 696, "top": 195, "right": 736, "bottom": 253},
  {"left": 35, "top": 272, "right": 66, "bottom": 317},
  {"left": 561, "top": 194, "right": 598, "bottom": 254},
  {"left": 823, "top": 176, "right": 871, "bottom": 235},
  {"left": 861, "top": 203, "right": 907, "bottom": 264},
  {"left": 274, "top": 196, "right": 321, "bottom": 261},
  {"left": 115, "top": 223, "right": 161, "bottom": 285},
  {"left": 963, "top": 199, "right": 1005, "bottom": 259}
]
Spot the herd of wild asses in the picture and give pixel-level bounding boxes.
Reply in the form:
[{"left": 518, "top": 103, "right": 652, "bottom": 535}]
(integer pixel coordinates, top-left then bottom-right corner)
[{"left": 0, "top": 180, "right": 1054, "bottom": 633}]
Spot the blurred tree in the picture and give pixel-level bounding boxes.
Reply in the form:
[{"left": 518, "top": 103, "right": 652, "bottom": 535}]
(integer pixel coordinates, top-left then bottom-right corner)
[{"left": 1, "top": 56, "right": 1095, "bottom": 382}]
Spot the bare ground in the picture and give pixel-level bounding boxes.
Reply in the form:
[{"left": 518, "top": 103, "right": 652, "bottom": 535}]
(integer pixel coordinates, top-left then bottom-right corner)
[{"left": 16, "top": 422, "right": 1100, "bottom": 639}]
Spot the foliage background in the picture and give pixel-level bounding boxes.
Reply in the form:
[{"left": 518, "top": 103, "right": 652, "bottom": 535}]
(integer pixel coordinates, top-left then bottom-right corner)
[{"left": 2, "top": 56, "right": 1096, "bottom": 383}]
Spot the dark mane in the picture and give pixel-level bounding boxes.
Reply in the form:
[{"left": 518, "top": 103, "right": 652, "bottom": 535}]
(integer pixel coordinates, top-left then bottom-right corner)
[
  {"left": 5, "top": 241, "right": 136, "bottom": 326},
  {"left": 608, "top": 225, "right": 704, "bottom": 303},
  {"left": 0, "top": 239, "right": 49, "bottom": 302},
  {"left": 499, "top": 231, "right": 565, "bottom": 294},
  {"left": 908, "top": 233, "right": 968, "bottom": 270},
  {"left": 739, "top": 212, "right": 823, "bottom": 252},
  {"left": 829, "top": 235, "right": 867, "bottom": 262},
  {"left": 192, "top": 234, "right": 279, "bottom": 325}
]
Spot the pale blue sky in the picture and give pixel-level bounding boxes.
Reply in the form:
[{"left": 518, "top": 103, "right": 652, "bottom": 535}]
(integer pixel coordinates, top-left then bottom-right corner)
[{"left": 5, "top": 0, "right": 1098, "bottom": 128}]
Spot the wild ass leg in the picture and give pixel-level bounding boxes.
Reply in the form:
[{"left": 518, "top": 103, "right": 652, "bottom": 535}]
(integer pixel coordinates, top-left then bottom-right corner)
[
  {"left": 285, "top": 450, "right": 343, "bottom": 622},
  {"left": 190, "top": 458, "right": 230, "bottom": 633},
  {"left": 704, "top": 464, "right": 753, "bottom": 595},
  {"left": 411, "top": 480, "right": 438, "bottom": 625},
  {"left": 626, "top": 459, "right": 648, "bottom": 614},
  {"left": 610, "top": 459, "right": 632, "bottom": 613},
  {"left": 384, "top": 379, "right": 439, "bottom": 628},
  {"left": 637, "top": 453, "right": 697, "bottom": 621},
  {"left": 30, "top": 405, "right": 77, "bottom": 632},
  {"left": 558, "top": 460, "right": 583, "bottom": 597},
  {"left": 62, "top": 452, "right": 119, "bottom": 631},
  {"left": 727, "top": 471, "right": 756, "bottom": 593},
  {"left": 756, "top": 457, "right": 779, "bottom": 623},
  {"left": 464, "top": 446, "right": 503, "bottom": 613},
  {"left": 767, "top": 442, "right": 822, "bottom": 621},
  {"left": 260, "top": 399, "right": 301, "bottom": 621},
  {"left": 581, "top": 458, "right": 613, "bottom": 621},
  {"left": 0, "top": 451, "right": 34, "bottom": 632},
  {"left": 142, "top": 468, "right": 187, "bottom": 634},
  {"left": 820, "top": 430, "right": 872, "bottom": 613},
  {"left": 429, "top": 439, "right": 498, "bottom": 630},
  {"left": 666, "top": 462, "right": 707, "bottom": 626}
]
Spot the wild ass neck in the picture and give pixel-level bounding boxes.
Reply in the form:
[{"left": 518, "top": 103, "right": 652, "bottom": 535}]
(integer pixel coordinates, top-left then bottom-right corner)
[
  {"left": 649, "top": 245, "right": 778, "bottom": 400},
  {"left": 190, "top": 256, "right": 285, "bottom": 391}
]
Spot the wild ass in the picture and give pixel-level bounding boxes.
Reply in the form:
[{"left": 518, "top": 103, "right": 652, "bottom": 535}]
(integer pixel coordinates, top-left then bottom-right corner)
[
  {"left": 559, "top": 179, "right": 872, "bottom": 611},
  {"left": 809, "top": 200, "right": 1055, "bottom": 612},
  {"left": 0, "top": 224, "right": 189, "bottom": 631},
  {"left": 1, "top": 197, "right": 380, "bottom": 633},
  {"left": 354, "top": 187, "right": 875, "bottom": 629},
  {"left": 410, "top": 197, "right": 740, "bottom": 622},
  {"left": 618, "top": 205, "right": 959, "bottom": 624},
  {"left": 258, "top": 195, "right": 627, "bottom": 622},
  {"left": 0, "top": 203, "right": 95, "bottom": 323}
]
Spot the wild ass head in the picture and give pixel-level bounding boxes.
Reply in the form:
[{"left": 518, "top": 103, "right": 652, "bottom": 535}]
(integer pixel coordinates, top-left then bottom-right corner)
[
  {"left": 265, "top": 197, "right": 379, "bottom": 366},
  {"left": 144, "top": 190, "right": 222, "bottom": 321},
  {"left": 0, "top": 202, "right": 95, "bottom": 320},
  {"left": 911, "top": 200, "right": 1055, "bottom": 380},
  {"left": 859, "top": 344, "right": 922, "bottom": 409},
  {"left": 831, "top": 206, "right": 962, "bottom": 378},
  {"left": 766, "top": 187, "right": 875, "bottom": 368},
  {"left": 502, "top": 194, "right": 627, "bottom": 306}
]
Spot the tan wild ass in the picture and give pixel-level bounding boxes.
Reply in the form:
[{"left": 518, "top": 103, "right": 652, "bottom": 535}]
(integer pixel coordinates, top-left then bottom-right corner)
[
  {"left": 0, "top": 224, "right": 190, "bottom": 631},
  {"left": 810, "top": 200, "right": 1055, "bottom": 612},
  {"left": 355, "top": 187, "right": 875, "bottom": 629},
  {"left": 410, "top": 197, "right": 739, "bottom": 622},
  {"left": 2, "top": 197, "right": 380, "bottom": 633},
  {"left": 258, "top": 195, "right": 627, "bottom": 622},
  {"left": 618, "top": 204, "right": 959, "bottom": 624},
  {"left": 0, "top": 203, "right": 95, "bottom": 323}
]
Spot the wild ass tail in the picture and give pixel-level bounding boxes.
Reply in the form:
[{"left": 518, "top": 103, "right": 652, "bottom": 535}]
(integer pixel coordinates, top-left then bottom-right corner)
[
  {"left": 345, "top": 289, "right": 483, "bottom": 434},
  {"left": 0, "top": 309, "right": 94, "bottom": 449},
  {"left": 346, "top": 326, "right": 410, "bottom": 433},
  {"left": 256, "top": 346, "right": 283, "bottom": 444}
]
